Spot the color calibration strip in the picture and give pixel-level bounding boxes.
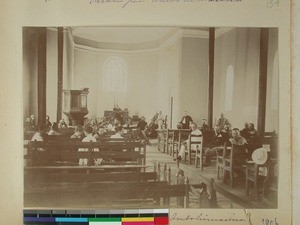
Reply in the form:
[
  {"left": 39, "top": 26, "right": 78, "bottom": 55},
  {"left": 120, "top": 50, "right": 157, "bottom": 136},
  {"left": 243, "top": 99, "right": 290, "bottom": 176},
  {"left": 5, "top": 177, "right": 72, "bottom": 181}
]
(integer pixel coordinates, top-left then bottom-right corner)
[{"left": 23, "top": 209, "right": 169, "bottom": 225}]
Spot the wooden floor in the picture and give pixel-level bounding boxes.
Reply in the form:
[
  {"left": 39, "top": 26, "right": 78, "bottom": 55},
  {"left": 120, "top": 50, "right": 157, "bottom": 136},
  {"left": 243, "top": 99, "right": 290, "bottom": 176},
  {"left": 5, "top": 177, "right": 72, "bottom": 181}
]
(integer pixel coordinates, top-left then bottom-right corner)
[{"left": 145, "top": 139, "right": 274, "bottom": 209}]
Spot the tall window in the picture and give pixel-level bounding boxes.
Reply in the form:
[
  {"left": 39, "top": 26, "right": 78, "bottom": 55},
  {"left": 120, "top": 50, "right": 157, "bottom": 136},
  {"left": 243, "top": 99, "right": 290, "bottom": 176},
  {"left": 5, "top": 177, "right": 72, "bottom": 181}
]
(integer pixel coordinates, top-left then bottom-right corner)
[
  {"left": 103, "top": 57, "right": 127, "bottom": 93},
  {"left": 225, "top": 65, "right": 234, "bottom": 111}
]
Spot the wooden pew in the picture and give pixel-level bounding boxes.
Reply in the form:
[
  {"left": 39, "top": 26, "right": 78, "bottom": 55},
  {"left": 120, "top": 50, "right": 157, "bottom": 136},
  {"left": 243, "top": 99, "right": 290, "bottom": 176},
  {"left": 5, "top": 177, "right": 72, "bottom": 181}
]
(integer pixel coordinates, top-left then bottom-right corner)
[
  {"left": 24, "top": 180, "right": 187, "bottom": 208},
  {"left": 26, "top": 140, "right": 146, "bottom": 167},
  {"left": 24, "top": 167, "right": 188, "bottom": 208}
]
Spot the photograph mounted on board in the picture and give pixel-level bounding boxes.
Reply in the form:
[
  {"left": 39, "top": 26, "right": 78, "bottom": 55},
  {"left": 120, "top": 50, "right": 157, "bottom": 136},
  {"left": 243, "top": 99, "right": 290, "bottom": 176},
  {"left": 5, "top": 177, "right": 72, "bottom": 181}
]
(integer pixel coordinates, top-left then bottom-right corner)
[{"left": 23, "top": 26, "right": 279, "bottom": 209}]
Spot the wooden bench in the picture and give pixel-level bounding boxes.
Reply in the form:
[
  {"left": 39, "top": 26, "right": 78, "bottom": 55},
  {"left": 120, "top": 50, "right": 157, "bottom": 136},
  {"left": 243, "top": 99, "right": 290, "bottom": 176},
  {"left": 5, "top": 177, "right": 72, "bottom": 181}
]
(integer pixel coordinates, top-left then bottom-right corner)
[
  {"left": 26, "top": 140, "right": 146, "bottom": 167},
  {"left": 24, "top": 166, "right": 188, "bottom": 208},
  {"left": 24, "top": 180, "right": 187, "bottom": 208}
]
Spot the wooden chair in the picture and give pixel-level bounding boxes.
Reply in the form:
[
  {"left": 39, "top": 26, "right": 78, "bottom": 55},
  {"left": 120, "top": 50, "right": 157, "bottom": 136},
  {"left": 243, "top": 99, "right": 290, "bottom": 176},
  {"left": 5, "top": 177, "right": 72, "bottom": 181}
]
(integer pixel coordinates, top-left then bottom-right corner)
[
  {"left": 172, "top": 129, "right": 191, "bottom": 159},
  {"left": 167, "top": 130, "right": 175, "bottom": 156},
  {"left": 262, "top": 160, "right": 278, "bottom": 207},
  {"left": 184, "top": 133, "right": 203, "bottom": 165},
  {"left": 222, "top": 144, "right": 249, "bottom": 188},
  {"left": 263, "top": 131, "right": 277, "bottom": 158},
  {"left": 245, "top": 161, "right": 266, "bottom": 200},
  {"left": 157, "top": 129, "right": 166, "bottom": 152},
  {"left": 216, "top": 143, "right": 228, "bottom": 179},
  {"left": 194, "top": 135, "right": 204, "bottom": 170}
]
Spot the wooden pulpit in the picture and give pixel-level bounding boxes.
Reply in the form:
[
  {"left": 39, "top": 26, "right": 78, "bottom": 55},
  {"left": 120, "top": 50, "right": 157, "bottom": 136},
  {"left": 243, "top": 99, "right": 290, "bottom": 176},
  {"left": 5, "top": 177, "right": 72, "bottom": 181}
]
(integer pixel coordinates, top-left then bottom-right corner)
[{"left": 63, "top": 90, "right": 89, "bottom": 126}]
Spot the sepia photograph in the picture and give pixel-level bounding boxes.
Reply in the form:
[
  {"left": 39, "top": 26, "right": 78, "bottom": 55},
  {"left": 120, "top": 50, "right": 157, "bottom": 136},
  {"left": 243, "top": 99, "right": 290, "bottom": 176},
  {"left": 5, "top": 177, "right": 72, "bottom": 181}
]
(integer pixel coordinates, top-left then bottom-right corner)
[{"left": 23, "top": 26, "right": 279, "bottom": 210}]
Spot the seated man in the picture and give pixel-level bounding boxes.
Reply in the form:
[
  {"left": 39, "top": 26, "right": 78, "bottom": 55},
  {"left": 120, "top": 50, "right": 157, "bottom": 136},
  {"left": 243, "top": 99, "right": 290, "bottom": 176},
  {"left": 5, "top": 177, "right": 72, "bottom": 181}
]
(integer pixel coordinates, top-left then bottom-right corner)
[
  {"left": 31, "top": 125, "right": 47, "bottom": 152},
  {"left": 216, "top": 113, "right": 231, "bottom": 131},
  {"left": 147, "top": 119, "right": 159, "bottom": 138},
  {"left": 244, "top": 123, "right": 259, "bottom": 154},
  {"left": 137, "top": 116, "right": 149, "bottom": 144},
  {"left": 31, "top": 124, "right": 46, "bottom": 142},
  {"left": 229, "top": 128, "right": 248, "bottom": 146},
  {"left": 200, "top": 119, "right": 210, "bottom": 133},
  {"left": 94, "top": 126, "right": 106, "bottom": 141},
  {"left": 46, "top": 115, "right": 52, "bottom": 131},
  {"left": 240, "top": 122, "right": 250, "bottom": 139},
  {"left": 175, "top": 123, "right": 202, "bottom": 161},
  {"left": 58, "top": 119, "right": 68, "bottom": 129},
  {"left": 70, "top": 125, "right": 85, "bottom": 139},
  {"left": 203, "top": 125, "right": 231, "bottom": 165},
  {"left": 78, "top": 125, "right": 99, "bottom": 166},
  {"left": 248, "top": 123, "right": 258, "bottom": 138},
  {"left": 110, "top": 125, "right": 124, "bottom": 139},
  {"left": 48, "top": 122, "right": 61, "bottom": 136}
]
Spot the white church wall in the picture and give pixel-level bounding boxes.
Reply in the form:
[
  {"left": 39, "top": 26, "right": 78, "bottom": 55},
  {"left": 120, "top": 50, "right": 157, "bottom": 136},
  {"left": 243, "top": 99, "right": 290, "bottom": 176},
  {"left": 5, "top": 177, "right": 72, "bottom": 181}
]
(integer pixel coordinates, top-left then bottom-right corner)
[
  {"left": 214, "top": 27, "right": 278, "bottom": 133},
  {"left": 157, "top": 38, "right": 182, "bottom": 129},
  {"left": 180, "top": 37, "right": 209, "bottom": 127},
  {"left": 214, "top": 28, "right": 261, "bottom": 129},
  {"left": 73, "top": 49, "right": 159, "bottom": 122}
]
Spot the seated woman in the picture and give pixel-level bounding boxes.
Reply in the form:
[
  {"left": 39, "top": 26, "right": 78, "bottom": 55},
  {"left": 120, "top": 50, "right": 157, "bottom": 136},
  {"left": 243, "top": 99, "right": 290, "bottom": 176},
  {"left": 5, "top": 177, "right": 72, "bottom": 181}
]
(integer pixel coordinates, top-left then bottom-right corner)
[
  {"left": 48, "top": 122, "right": 61, "bottom": 136},
  {"left": 70, "top": 125, "right": 85, "bottom": 139}
]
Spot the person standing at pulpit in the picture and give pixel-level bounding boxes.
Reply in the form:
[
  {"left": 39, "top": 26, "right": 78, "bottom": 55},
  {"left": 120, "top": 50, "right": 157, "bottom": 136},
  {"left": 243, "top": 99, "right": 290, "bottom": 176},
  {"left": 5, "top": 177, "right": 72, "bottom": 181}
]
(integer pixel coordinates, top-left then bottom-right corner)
[{"left": 179, "top": 111, "right": 193, "bottom": 129}]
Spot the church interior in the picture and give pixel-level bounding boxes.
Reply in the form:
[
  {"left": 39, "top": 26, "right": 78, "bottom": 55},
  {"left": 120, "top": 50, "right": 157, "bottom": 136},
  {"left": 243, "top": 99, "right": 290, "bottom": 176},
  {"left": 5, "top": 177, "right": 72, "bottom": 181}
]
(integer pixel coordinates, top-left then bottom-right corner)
[{"left": 23, "top": 26, "right": 279, "bottom": 209}]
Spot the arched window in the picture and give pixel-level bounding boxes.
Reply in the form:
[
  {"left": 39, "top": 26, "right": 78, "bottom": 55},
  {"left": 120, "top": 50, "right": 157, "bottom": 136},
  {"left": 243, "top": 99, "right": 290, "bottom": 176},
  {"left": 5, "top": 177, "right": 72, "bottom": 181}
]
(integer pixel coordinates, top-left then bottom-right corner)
[
  {"left": 271, "top": 51, "right": 279, "bottom": 110},
  {"left": 103, "top": 57, "right": 127, "bottom": 93},
  {"left": 225, "top": 65, "right": 234, "bottom": 111}
]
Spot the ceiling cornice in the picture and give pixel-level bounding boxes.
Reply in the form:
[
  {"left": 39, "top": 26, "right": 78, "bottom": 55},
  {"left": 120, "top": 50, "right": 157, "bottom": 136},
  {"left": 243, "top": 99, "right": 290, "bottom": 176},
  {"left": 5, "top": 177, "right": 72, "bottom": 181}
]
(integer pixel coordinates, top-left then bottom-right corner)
[{"left": 67, "top": 27, "right": 234, "bottom": 54}]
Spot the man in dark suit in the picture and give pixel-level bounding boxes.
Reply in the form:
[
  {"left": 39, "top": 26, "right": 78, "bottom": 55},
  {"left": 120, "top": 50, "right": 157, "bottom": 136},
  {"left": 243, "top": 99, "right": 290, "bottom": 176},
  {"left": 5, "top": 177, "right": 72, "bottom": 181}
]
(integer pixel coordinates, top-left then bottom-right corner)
[{"left": 179, "top": 111, "right": 193, "bottom": 129}]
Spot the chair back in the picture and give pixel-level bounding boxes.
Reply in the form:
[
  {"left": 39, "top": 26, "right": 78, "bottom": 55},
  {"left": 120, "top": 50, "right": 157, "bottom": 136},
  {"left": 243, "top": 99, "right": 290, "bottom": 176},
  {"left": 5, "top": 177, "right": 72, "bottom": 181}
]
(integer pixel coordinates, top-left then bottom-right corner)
[{"left": 190, "top": 133, "right": 203, "bottom": 150}]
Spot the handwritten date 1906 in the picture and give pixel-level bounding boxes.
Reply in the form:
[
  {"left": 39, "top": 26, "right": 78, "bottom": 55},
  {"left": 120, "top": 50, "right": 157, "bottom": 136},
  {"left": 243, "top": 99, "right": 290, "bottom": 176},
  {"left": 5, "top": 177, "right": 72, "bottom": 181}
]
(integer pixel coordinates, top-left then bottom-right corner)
[{"left": 262, "top": 217, "right": 279, "bottom": 225}]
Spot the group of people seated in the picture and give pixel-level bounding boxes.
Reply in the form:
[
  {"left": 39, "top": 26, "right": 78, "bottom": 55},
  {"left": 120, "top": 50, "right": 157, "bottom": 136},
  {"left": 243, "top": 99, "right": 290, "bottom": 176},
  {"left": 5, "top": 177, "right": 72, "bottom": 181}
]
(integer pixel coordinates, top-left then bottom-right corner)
[
  {"left": 173, "top": 112, "right": 259, "bottom": 166},
  {"left": 25, "top": 114, "right": 68, "bottom": 133},
  {"left": 30, "top": 118, "right": 127, "bottom": 166}
]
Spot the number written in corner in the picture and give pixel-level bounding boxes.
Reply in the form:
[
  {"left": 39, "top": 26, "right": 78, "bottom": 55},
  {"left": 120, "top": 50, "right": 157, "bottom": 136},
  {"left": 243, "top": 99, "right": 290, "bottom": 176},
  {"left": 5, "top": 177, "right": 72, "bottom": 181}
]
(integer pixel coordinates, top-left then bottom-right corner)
[
  {"left": 266, "top": 0, "right": 279, "bottom": 8},
  {"left": 262, "top": 217, "right": 279, "bottom": 225}
]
